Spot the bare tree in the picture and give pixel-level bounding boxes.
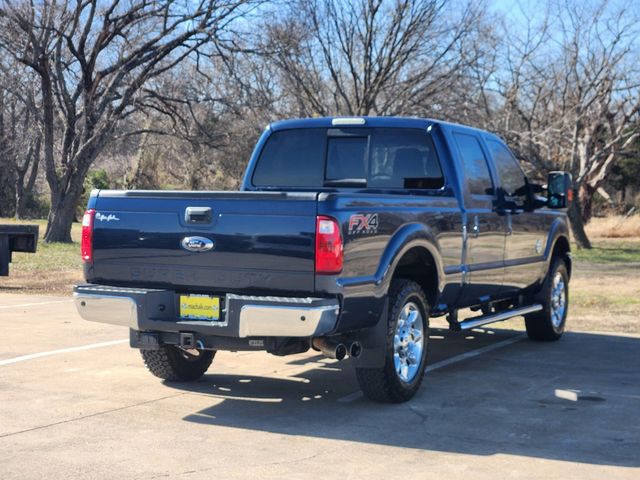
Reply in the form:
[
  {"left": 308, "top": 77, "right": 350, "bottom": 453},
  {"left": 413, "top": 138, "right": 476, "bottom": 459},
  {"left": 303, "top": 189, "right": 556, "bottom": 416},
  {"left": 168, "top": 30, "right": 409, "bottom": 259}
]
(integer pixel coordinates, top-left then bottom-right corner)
[
  {"left": 264, "top": 0, "right": 486, "bottom": 117},
  {"left": 0, "top": 0, "right": 255, "bottom": 242},
  {"left": 485, "top": 1, "right": 640, "bottom": 248},
  {"left": 0, "top": 58, "right": 42, "bottom": 219},
  {"left": 120, "top": 56, "right": 270, "bottom": 190}
]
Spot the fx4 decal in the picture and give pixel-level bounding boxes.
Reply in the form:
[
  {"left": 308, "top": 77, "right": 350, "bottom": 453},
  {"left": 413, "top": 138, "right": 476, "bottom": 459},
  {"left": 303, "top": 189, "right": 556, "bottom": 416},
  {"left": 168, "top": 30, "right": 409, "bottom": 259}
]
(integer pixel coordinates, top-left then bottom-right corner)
[{"left": 348, "top": 213, "right": 379, "bottom": 235}]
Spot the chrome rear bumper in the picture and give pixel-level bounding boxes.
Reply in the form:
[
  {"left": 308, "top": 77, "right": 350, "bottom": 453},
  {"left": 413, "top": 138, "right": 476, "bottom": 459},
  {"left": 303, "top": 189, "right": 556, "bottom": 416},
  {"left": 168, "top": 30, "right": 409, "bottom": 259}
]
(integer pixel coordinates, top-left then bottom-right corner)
[
  {"left": 74, "top": 292, "right": 139, "bottom": 328},
  {"left": 230, "top": 294, "right": 339, "bottom": 337},
  {"left": 74, "top": 285, "right": 340, "bottom": 338}
]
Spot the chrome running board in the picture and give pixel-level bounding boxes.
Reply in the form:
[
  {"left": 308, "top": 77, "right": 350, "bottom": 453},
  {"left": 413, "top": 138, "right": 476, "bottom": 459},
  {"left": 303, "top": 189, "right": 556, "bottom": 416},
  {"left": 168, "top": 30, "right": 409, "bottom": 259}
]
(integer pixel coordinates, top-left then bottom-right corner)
[{"left": 456, "top": 304, "right": 543, "bottom": 331}]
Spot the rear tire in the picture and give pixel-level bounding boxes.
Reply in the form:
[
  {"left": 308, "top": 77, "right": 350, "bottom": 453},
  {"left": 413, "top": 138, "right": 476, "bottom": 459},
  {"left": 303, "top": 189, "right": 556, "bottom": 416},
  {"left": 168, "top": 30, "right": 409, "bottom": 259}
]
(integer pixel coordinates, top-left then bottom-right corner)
[
  {"left": 525, "top": 258, "right": 569, "bottom": 341},
  {"left": 356, "top": 279, "right": 430, "bottom": 403},
  {"left": 141, "top": 346, "right": 215, "bottom": 381}
]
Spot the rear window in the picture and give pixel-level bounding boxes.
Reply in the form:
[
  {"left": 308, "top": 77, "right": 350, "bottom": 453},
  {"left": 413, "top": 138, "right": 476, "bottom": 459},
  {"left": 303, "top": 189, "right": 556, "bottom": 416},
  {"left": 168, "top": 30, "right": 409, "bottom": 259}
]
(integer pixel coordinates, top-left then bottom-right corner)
[
  {"left": 252, "top": 127, "right": 444, "bottom": 190},
  {"left": 326, "top": 136, "right": 367, "bottom": 180}
]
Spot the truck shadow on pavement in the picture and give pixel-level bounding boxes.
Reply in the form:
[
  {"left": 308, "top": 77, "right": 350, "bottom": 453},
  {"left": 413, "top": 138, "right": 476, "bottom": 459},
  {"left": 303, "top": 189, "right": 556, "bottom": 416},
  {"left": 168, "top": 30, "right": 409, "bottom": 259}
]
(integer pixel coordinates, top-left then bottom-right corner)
[{"left": 171, "top": 329, "right": 640, "bottom": 468}]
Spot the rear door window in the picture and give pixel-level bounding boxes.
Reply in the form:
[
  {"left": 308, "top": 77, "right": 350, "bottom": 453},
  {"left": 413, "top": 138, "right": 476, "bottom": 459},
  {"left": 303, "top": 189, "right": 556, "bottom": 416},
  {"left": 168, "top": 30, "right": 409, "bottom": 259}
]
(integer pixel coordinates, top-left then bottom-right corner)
[
  {"left": 453, "top": 132, "right": 494, "bottom": 195},
  {"left": 368, "top": 129, "right": 443, "bottom": 189}
]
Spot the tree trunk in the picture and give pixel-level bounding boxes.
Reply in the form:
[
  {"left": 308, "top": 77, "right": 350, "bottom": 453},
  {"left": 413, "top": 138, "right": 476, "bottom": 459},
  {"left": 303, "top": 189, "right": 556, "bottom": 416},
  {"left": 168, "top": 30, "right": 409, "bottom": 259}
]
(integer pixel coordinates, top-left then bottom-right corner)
[
  {"left": 567, "top": 195, "right": 592, "bottom": 249},
  {"left": 43, "top": 169, "right": 86, "bottom": 243},
  {"left": 15, "top": 141, "right": 40, "bottom": 219},
  {"left": 15, "top": 189, "right": 31, "bottom": 220},
  {"left": 44, "top": 191, "right": 80, "bottom": 243},
  {"left": 14, "top": 180, "right": 27, "bottom": 219},
  {"left": 579, "top": 183, "right": 596, "bottom": 224}
]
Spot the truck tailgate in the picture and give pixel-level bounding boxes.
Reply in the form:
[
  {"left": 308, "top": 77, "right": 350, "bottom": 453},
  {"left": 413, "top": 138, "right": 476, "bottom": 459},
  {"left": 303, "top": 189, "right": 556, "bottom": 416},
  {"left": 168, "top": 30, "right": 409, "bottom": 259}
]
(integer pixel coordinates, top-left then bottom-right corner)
[{"left": 89, "top": 191, "right": 318, "bottom": 293}]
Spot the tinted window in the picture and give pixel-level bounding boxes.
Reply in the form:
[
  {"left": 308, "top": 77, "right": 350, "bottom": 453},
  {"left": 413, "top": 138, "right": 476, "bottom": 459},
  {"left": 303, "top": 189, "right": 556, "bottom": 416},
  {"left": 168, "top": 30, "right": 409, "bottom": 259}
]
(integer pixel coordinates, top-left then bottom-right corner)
[
  {"left": 487, "top": 140, "right": 526, "bottom": 197},
  {"left": 252, "top": 127, "right": 445, "bottom": 189},
  {"left": 252, "top": 129, "right": 325, "bottom": 187},
  {"left": 369, "top": 129, "right": 444, "bottom": 189},
  {"left": 326, "top": 136, "right": 367, "bottom": 180},
  {"left": 453, "top": 133, "right": 493, "bottom": 195}
]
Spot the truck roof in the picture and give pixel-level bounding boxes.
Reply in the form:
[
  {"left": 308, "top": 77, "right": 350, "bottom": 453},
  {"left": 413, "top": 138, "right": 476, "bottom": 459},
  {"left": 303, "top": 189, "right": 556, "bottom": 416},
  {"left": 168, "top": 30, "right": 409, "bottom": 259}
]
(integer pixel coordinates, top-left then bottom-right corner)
[{"left": 268, "top": 116, "right": 503, "bottom": 142}]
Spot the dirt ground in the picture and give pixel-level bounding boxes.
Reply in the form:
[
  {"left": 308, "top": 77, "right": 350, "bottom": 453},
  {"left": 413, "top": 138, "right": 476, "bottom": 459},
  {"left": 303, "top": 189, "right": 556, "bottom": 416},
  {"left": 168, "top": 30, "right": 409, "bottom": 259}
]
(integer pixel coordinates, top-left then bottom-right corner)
[{"left": 0, "top": 270, "right": 83, "bottom": 296}]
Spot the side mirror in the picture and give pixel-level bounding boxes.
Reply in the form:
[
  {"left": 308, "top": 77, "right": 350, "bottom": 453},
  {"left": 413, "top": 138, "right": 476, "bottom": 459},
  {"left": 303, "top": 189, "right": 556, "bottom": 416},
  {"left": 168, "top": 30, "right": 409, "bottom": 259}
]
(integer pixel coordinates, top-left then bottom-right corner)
[{"left": 547, "top": 171, "right": 573, "bottom": 209}]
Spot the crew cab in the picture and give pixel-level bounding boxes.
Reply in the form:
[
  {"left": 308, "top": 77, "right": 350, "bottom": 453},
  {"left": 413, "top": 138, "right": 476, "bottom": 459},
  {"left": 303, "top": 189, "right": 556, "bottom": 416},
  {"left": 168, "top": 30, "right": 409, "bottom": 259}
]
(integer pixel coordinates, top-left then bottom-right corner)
[{"left": 74, "top": 117, "right": 572, "bottom": 403}]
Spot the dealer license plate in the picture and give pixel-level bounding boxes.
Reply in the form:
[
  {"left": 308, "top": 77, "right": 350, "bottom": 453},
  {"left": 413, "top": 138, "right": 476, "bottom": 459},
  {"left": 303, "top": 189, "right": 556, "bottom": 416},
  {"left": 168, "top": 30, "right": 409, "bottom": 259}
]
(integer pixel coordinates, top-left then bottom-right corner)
[{"left": 179, "top": 295, "right": 220, "bottom": 321}]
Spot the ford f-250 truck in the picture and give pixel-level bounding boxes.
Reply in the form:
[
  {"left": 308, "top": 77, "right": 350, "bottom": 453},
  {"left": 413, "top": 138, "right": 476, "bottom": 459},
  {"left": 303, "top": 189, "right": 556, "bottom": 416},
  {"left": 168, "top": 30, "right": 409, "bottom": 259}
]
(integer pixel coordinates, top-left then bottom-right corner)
[{"left": 74, "top": 117, "right": 573, "bottom": 403}]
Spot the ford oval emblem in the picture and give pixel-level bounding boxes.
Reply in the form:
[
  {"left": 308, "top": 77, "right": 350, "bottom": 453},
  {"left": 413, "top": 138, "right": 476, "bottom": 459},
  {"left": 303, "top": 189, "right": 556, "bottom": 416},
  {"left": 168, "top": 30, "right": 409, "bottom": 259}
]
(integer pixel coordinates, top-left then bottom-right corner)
[{"left": 181, "top": 236, "right": 215, "bottom": 253}]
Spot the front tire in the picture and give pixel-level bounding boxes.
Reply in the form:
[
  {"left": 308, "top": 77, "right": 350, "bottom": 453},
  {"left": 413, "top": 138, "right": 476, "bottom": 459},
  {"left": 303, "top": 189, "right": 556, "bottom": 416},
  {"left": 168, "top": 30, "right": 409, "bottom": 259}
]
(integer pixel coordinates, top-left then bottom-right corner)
[
  {"left": 356, "top": 279, "right": 430, "bottom": 403},
  {"left": 141, "top": 346, "right": 215, "bottom": 381},
  {"left": 525, "top": 258, "right": 569, "bottom": 341}
]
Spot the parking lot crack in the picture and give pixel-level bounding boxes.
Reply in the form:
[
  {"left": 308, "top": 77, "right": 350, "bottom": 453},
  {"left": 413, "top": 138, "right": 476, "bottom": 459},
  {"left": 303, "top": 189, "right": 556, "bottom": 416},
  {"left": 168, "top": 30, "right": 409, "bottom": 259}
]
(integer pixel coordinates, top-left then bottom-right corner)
[
  {"left": 0, "top": 393, "right": 187, "bottom": 439},
  {"left": 142, "top": 452, "right": 329, "bottom": 479}
]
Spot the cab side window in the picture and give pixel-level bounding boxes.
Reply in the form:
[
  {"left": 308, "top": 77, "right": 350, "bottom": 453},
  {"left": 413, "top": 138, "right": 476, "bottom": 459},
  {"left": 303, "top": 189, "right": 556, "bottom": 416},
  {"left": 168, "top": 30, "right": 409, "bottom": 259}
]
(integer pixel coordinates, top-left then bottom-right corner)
[
  {"left": 253, "top": 129, "right": 325, "bottom": 187},
  {"left": 487, "top": 140, "right": 527, "bottom": 198},
  {"left": 453, "top": 132, "right": 494, "bottom": 195},
  {"left": 368, "top": 129, "right": 444, "bottom": 189}
]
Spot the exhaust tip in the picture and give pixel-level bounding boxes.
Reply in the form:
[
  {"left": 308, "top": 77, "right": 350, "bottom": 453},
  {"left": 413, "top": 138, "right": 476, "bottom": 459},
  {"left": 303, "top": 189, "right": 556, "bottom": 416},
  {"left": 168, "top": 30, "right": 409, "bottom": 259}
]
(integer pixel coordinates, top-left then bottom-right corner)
[
  {"left": 312, "top": 337, "right": 347, "bottom": 361},
  {"left": 349, "top": 341, "right": 362, "bottom": 358}
]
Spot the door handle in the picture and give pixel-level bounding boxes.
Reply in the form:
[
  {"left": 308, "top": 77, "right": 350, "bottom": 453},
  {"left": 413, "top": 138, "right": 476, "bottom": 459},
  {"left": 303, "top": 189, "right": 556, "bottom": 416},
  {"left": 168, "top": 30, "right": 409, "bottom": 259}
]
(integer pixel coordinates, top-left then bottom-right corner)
[
  {"left": 472, "top": 216, "right": 480, "bottom": 238},
  {"left": 185, "top": 206, "right": 212, "bottom": 224}
]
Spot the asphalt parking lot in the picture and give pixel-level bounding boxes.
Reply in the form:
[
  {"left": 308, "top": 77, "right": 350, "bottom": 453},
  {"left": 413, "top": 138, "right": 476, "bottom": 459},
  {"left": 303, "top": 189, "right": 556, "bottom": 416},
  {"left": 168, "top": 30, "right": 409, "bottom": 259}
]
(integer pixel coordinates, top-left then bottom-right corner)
[{"left": 1, "top": 292, "right": 639, "bottom": 479}]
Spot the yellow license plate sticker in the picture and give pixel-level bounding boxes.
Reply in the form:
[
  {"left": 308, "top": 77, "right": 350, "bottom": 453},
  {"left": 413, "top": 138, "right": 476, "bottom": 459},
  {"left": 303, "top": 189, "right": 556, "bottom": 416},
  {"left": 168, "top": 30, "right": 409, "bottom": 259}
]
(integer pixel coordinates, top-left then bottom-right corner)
[{"left": 179, "top": 295, "right": 220, "bottom": 320}]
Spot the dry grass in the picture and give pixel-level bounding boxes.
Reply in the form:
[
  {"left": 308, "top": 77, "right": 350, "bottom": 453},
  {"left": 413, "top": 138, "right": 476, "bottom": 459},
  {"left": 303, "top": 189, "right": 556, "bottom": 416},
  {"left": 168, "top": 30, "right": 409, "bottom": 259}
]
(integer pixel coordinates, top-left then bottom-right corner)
[
  {"left": 0, "top": 218, "right": 84, "bottom": 295},
  {"left": 568, "top": 248, "right": 640, "bottom": 334},
  {"left": 586, "top": 214, "right": 640, "bottom": 238}
]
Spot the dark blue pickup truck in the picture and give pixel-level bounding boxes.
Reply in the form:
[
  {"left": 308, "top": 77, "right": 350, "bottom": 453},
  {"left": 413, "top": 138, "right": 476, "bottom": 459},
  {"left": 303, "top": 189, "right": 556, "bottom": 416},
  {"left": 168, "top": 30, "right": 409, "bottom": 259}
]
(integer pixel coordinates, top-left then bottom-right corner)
[{"left": 74, "top": 117, "right": 572, "bottom": 402}]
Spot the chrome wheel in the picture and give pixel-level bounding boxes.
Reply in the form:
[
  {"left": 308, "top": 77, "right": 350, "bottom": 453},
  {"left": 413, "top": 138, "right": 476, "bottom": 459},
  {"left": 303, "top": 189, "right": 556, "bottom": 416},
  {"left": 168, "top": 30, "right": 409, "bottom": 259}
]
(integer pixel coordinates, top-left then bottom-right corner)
[
  {"left": 393, "top": 301, "right": 425, "bottom": 383},
  {"left": 550, "top": 272, "right": 566, "bottom": 328}
]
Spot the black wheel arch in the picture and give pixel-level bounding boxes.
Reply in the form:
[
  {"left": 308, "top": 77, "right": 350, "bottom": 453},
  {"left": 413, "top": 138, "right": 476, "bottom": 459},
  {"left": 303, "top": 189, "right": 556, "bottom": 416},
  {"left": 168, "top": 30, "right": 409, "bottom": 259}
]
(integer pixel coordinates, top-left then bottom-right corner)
[
  {"left": 391, "top": 246, "right": 439, "bottom": 309},
  {"left": 550, "top": 235, "right": 571, "bottom": 279},
  {"left": 542, "top": 217, "right": 572, "bottom": 278},
  {"left": 376, "top": 222, "right": 444, "bottom": 306}
]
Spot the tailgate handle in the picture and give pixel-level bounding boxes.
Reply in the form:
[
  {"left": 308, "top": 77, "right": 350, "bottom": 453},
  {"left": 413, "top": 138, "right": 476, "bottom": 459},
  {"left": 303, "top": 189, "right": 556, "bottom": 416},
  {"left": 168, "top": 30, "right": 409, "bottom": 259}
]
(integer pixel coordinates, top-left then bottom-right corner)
[{"left": 185, "top": 207, "right": 212, "bottom": 224}]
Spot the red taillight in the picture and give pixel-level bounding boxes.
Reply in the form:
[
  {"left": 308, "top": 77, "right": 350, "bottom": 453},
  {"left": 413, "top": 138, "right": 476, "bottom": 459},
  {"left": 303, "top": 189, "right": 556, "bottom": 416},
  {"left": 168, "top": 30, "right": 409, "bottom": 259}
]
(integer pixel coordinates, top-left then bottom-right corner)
[
  {"left": 81, "top": 209, "right": 95, "bottom": 263},
  {"left": 315, "top": 216, "right": 343, "bottom": 274}
]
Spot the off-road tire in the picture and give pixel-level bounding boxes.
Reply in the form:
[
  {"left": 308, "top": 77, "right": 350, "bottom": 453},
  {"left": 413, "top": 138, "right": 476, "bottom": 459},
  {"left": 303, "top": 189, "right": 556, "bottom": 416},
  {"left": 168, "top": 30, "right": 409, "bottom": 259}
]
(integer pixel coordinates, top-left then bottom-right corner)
[
  {"left": 356, "top": 279, "right": 430, "bottom": 403},
  {"left": 525, "top": 258, "right": 569, "bottom": 341},
  {"left": 141, "top": 346, "right": 215, "bottom": 381}
]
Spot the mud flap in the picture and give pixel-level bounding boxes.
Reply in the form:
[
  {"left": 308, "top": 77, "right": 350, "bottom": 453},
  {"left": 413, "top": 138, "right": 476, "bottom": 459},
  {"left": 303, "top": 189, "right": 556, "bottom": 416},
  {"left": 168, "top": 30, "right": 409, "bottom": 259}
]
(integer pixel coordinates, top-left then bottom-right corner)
[{"left": 352, "top": 298, "right": 388, "bottom": 369}]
